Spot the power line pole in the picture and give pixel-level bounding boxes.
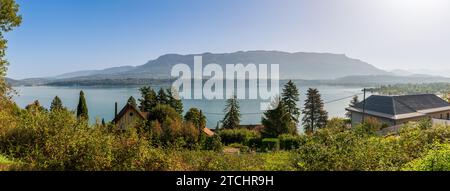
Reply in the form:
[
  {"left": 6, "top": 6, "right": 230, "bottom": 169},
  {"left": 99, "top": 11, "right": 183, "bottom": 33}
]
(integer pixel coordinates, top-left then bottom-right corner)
[{"left": 362, "top": 88, "right": 366, "bottom": 124}]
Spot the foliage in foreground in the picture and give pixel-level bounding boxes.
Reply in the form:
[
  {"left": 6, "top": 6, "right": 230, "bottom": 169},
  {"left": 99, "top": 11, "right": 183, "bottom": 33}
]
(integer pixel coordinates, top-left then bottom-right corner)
[{"left": 3, "top": 98, "right": 450, "bottom": 171}]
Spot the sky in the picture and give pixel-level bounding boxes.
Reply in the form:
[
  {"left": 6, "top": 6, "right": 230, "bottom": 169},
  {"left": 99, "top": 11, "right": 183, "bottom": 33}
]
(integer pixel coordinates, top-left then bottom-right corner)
[{"left": 5, "top": 0, "right": 450, "bottom": 79}]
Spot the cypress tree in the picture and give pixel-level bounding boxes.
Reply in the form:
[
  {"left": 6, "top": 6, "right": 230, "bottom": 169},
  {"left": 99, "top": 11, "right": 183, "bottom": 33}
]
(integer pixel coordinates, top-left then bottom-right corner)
[
  {"left": 50, "top": 96, "right": 64, "bottom": 112},
  {"left": 282, "top": 80, "right": 300, "bottom": 124},
  {"left": 76, "top": 90, "right": 89, "bottom": 120},
  {"left": 222, "top": 95, "right": 241, "bottom": 129},
  {"left": 261, "top": 97, "right": 296, "bottom": 138},
  {"left": 302, "top": 88, "right": 328, "bottom": 134}
]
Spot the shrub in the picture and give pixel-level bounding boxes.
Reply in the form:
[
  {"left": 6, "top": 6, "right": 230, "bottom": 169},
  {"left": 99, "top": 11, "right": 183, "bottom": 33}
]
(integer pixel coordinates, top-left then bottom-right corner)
[
  {"left": 202, "top": 135, "right": 223, "bottom": 152},
  {"left": 246, "top": 137, "right": 262, "bottom": 150},
  {"left": 180, "top": 122, "right": 200, "bottom": 148},
  {"left": 218, "top": 128, "right": 260, "bottom": 145},
  {"left": 228, "top": 143, "right": 250, "bottom": 153},
  {"left": 261, "top": 138, "right": 280, "bottom": 152},
  {"left": 353, "top": 117, "right": 383, "bottom": 135},
  {"left": 278, "top": 134, "right": 305, "bottom": 150},
  {"left": 176, "top": 150, "right": 265, "bottom": 171},
  {"left": 325, "top": 118, "right": 348, "bottom": 131},
  {"left": 403, "top": 143, "right": 450, "bottom": 171},
  {"left": 418, "top": 117, "right": 433, "bottom": 130},
  {"left": 262, "top": 151, "right": 296, "bottom": 171}
]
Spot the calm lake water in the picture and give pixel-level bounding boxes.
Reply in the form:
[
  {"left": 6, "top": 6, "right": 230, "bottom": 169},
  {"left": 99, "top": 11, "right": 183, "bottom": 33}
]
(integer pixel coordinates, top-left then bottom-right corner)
[{"left": 12, "top": 84, "right": 367, "bottom": 129}]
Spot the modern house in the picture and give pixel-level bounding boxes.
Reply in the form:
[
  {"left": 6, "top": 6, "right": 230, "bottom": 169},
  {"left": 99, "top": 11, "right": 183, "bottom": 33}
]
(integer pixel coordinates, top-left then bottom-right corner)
[
  {"left": 346, "top": 94, "right": 450, "bottom": 127},
  {"left": 112, "top": 103, "right": 215, "bottom": 136}
]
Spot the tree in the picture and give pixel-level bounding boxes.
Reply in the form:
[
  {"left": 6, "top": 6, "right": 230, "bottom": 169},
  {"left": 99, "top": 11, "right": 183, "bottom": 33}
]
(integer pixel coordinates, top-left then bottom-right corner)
[
  {"left": 302, "top": 88, "right": 328, "bottom": 134},
  {"left": 184, "top": 108, "right": 206, "bottom": 132},
  {"left": 166, "top": 87, "right": 183, "bottom": 115},
  {"left": 282, "top": 80, "right": 300, "bottom": 124},
  {"left": 25, "top": 100, "right": 47, "bottom": 113},
  {"left": 345, "top": 95, "right": 359, "bottom": 118},
  {"left": 181, "top": 122, "right": 200, "bottom": 147},
  {"left": 139, "top": 86, "right": 158, "bottom": 112},
  {"left": 76, "top": 90, "right": 89, "bottom": 120},
  {"left": 50, "top": 96, "right": 64, "bottom": 112},
  {"left": 127, "top": 96, "right": 137, "bottom": 107},
  {"left": 147, "top": 104, "right": 183, "bottom": 143},
  {"left": 0, "top": 0, "right": 22, "bottom": 96},
  {"left": 148, "top": 104, "right": 182, "bottom": 124},
  {"left": 261, "top": 97, "right": 296, "bottom": 138},
  {"left": 222, "top": 95, "right": 241, "bottom": 129},
  {"left": 157, "top": 88, "right": 169, "bottom": 105}
]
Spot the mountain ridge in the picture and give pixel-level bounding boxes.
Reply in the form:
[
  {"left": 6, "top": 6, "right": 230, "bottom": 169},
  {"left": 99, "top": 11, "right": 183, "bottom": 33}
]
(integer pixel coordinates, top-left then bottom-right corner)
[
  {"left": 50, "top": 50, "right": 390, "bottom": 80},
  {"left": 9, "top": 50, "right": 450, "bottom": 86}
]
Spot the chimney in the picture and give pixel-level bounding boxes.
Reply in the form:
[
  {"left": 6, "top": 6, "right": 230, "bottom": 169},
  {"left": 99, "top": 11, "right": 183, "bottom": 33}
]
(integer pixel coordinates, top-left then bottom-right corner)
[{"left": 115, "top": 102, "right": 118, "bottom": 117}]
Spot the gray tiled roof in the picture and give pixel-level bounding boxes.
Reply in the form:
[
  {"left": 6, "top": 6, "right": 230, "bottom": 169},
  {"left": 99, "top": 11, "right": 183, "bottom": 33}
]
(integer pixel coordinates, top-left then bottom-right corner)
[{"left": 354, "top": 94, "right": 450, "bottom": 115}]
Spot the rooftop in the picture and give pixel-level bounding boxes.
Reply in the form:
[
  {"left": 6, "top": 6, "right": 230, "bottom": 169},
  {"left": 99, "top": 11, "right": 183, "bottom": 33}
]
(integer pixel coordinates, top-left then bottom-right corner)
[{"left": 348, "top": 94, "right": 450, "bottom": 119}]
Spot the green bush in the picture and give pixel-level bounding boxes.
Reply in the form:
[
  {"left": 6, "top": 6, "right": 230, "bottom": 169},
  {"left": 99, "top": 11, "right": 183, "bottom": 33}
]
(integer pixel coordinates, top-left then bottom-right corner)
[
  {"left": 228, "top": 143, "right": 250, "bottom": 153},
  {"left": 403, "top": 143, "right": 450, "bottom": 171},
  {"left": 262, "top": 138, "right": 280, "bottom": 152},
  {"left": 202, "top": 135, "right": 223, "bottom": 152},
  {"left": 218, "top": 128, "right": 260, "bottom": 145},
  {"left": 246, "top": 137, "right": 262, "bottom": 150},
  {"left": 278, "top": 134, "right": 305, "bottom": 150},
  {"left": 262, "top": 151, "right": 296, "bottom": 171},
  {"left": 6, "top": 96, "right": 450, "bottom": 171},
  {"left": 175, "top": 150, "right": 265, "bottom": 171}
]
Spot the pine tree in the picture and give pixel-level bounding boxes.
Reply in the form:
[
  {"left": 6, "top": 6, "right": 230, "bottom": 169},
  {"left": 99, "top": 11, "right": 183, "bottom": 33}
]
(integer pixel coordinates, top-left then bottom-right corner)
[
  {"left": 222, "top": 95, "right": 241, "bottom": 129},
  {"left": 282, "top": 80, "right": 300, "bottom": 124},
  {"left": 345, "top": 95, "right": 359, "bottom": 118},
  {"left": 101, "top": 118, "right": 106, "bottom": 126},
  {"left": 76, "top": 90, "right": 89, "bottom": 120},
  {"left": 157, "top": 88, "right": 169, "bottom": 105},
  {"left": 127, "top": 96, "right": 137, "bottom": 107},
  {"left": 302, "top": 88, "right": 328, "bottom": 134},
  {"left": 139, "top": 86, "right": 158, "bottom": 112},
  {"left": 261, "top": 97, "right": 296, "bottom": 138},
  {"left": 50, "top": 96, "right": 64, "bottom": 112},
  {"left": 167, "top": 87, "right": 184, "bottom": 115}
]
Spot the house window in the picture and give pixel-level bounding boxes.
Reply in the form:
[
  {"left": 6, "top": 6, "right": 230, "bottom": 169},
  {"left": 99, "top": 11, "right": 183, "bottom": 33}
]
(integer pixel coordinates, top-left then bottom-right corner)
[
  {"left": 441, "top": 114, "right": 443, "bottom": 119},
  {"left": 447, "top": 113, "right": 450, "bottom": 120}
]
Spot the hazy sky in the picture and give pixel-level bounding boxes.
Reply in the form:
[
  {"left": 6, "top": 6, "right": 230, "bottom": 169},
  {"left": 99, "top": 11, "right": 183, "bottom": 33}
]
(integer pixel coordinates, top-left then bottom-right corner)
[{"left": 5, "top": 0, "right": 450, "bottom": 79}]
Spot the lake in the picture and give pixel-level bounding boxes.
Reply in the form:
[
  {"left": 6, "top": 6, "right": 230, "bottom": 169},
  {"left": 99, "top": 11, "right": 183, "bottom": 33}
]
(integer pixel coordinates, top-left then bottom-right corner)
[{"left": 12, "top": 84, "right": 368, "bottom": 129}]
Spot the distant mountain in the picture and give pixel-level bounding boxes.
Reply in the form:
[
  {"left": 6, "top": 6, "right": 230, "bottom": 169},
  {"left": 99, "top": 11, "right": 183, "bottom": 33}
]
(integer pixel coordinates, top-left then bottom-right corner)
[
  {"left": 391, "top": 68, "right": 450, "bottom": 78},
  {"left": 390, "top": 69, "right": 414, "bottom": 76},
  {"left": 51, "top": 51, "right": 390, "bottom": 80},
  {"left": 326, "top": 75, "right": 450, "bottom": 86},
  {"left": 55, "top": 66, "right": 135, "bottom": 79},
  {"left": 13, "top": 51, "right": 450, "bottom": 87},
  {"left": 5, "top": 77, "right": 19, "bottom": 86}
]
